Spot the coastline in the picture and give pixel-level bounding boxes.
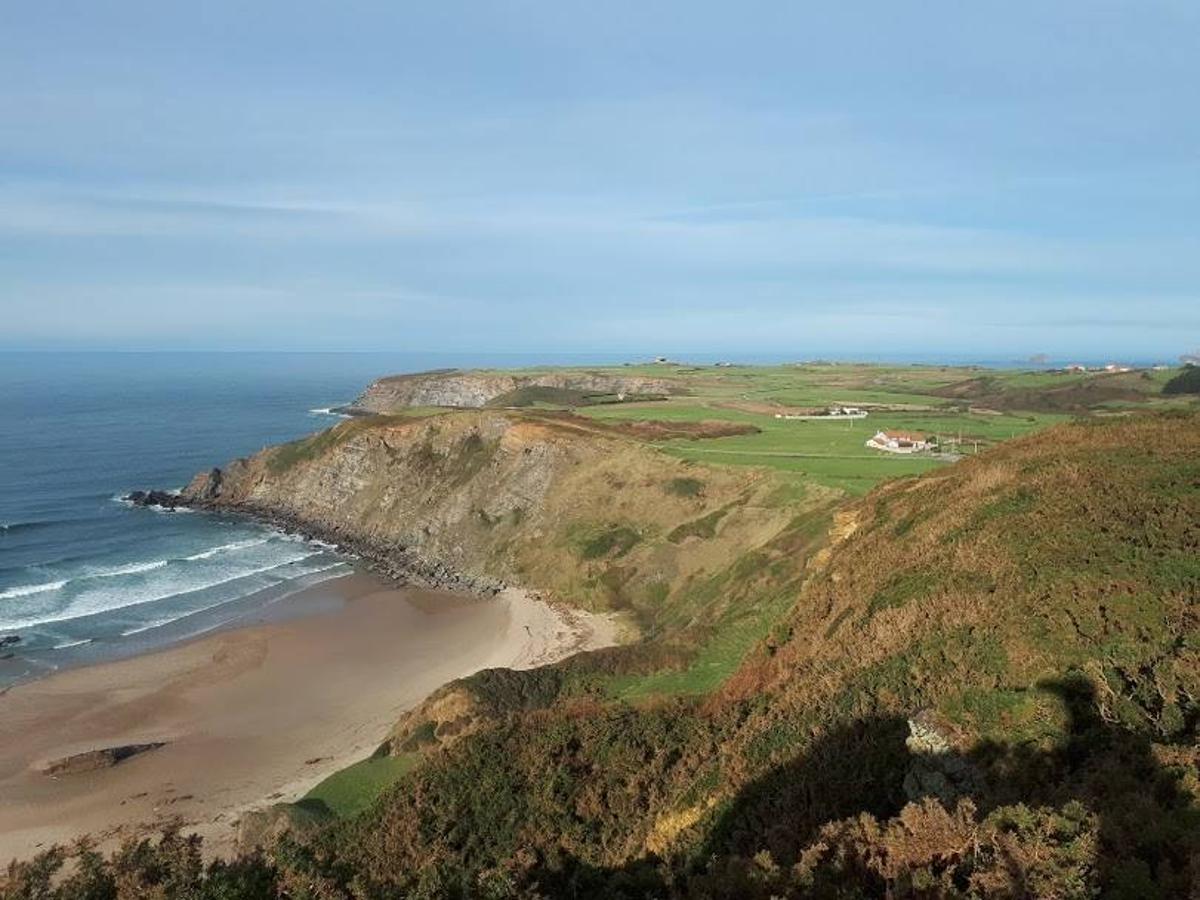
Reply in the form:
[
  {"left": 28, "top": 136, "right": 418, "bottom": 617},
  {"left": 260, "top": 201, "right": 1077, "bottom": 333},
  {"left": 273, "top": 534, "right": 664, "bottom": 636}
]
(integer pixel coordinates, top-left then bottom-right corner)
[
  {"left": 0, "top": 551, "right": 353, "bottom": 691},
  {"left": 0, "top": 487, "right": 518, "bottom": 692},
  {"left": 0, "top": 572, "right": 618, "bottom": 863},
  {"left": 158, "top": 492, "right": 511, "bottom": 598}
]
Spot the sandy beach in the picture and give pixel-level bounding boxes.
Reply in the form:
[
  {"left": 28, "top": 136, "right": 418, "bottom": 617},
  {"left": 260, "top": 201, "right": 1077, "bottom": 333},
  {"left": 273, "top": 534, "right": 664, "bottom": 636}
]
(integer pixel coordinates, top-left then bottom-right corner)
[{"left": 0, "top": 573, "right": 617, "bottom": 863}]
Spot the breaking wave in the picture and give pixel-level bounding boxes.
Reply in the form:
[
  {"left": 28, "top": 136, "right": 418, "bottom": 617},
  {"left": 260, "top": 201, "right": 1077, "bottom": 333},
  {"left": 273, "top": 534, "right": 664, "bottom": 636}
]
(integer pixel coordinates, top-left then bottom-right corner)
[{"left": 0, "top": 580, "right": 69, "bottom": 601}]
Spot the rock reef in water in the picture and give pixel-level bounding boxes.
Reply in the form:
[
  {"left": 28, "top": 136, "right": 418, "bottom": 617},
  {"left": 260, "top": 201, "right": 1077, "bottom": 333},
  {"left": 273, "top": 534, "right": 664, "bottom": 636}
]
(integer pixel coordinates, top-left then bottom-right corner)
[{"left": 124, "top": 489, "right": 188, "bottom": 510}]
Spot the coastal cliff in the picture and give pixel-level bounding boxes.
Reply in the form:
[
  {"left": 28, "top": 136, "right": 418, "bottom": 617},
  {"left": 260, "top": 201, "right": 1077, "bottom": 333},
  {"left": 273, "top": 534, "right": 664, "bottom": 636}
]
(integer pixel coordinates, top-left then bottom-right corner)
[
  {"left": 180, "top": 409, "right": 802, "bottom": 617},
  {"left": 347, "top": 368, "right": 680, "bottom": 412}
]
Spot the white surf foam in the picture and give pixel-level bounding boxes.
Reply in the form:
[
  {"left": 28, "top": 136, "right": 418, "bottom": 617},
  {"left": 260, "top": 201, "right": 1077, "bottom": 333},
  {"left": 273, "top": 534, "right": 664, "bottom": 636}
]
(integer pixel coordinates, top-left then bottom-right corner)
[
  {"left": 0, "top": 580, "right": 68, "bottom": 601},
  {"left": 88, "top": 559, "right": 169, "bottom": 578},
  {"left": 117, "top": 559, "right": 350, "bottom": 636},
  {"left": 51, "top": 638, "right": 93, "bottom": 650},
  {"left": 182, "top": 538, "right": 270, "bottom": 561},
  {"left": 1, "top": 550, "right": 235, "bottom": 604},
  {"left": 2, "top": 559, "right": 172, "bottom": 601},
  {"left": 275, "top": 533, "right": 340, "bottom": 552},
  {"left": 0, "top": 552, "right": 319, "bottom": 631}
]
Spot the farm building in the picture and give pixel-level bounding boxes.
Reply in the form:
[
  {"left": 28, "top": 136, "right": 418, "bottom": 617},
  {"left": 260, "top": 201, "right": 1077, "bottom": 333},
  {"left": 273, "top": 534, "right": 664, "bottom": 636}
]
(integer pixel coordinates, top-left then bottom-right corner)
[
  {"left": 865, "top": 430, "right": 931, "bottom": 454},
  {"left": 773, "top": 405, "right": 868, "bottom": 421}
]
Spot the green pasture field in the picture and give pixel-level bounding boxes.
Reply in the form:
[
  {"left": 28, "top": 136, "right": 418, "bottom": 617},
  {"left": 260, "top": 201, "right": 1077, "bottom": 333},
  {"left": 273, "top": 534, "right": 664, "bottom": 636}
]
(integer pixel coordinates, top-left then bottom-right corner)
[{"left": 581, "top": 386, "right": 1067, "bottom": 493}]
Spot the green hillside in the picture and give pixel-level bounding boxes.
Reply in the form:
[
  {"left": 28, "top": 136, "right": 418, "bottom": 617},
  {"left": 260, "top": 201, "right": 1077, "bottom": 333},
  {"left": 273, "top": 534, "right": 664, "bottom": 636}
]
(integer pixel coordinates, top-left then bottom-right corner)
[
  {"left": 10, "top": 412, "right": 1194, "bottom": 898},
  {"left": 317, "top": 412, "right": 1199, "bottom": 899}
]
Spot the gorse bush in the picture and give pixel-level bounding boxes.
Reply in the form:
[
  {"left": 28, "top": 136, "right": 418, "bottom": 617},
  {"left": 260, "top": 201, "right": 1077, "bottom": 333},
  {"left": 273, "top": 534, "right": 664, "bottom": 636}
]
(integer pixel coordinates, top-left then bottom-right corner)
[
  {"left": 1, "top": 830, "right": 276, "bottom": 900},
  {"left": 665, "top": 477, "right": 705, "bottom": 498},
  {"left": 569, "top": 523, "right": 642, "bottom": 560},
  {"left": 1162, "top": 364, "right": 1200, "bottom": 395}
]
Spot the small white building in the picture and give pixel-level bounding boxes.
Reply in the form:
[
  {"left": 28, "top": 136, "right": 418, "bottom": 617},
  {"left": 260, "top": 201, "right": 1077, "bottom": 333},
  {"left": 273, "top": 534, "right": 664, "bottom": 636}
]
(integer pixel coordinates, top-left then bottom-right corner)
[
  {"left": 866, "top": 430, "right": 931, "bottom": 454},
  {"left": 773, "top": 406, "right": 869, "bottom": 421}
]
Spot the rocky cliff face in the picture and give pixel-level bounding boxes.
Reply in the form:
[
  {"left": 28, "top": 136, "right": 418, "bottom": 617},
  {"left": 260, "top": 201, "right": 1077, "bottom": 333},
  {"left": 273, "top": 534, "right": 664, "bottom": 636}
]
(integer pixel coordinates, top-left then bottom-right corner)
[
  {"left": 182, "top": 410, "right": 796, "bottom": 611},
  {"left": 348, "top": 369, "right": 680, "bottom": 412}
]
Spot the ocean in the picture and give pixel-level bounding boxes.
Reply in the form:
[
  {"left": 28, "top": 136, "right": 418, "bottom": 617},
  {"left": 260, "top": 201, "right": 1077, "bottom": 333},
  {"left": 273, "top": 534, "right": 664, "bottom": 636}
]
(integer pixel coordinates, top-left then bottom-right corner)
[{"left": 0, "top": 351, "right": 607, "bottom": 686}]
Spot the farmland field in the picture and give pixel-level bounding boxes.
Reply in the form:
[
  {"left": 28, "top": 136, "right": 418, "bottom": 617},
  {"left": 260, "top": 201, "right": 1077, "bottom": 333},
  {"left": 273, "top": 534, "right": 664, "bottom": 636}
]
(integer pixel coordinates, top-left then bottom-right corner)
[{"left": 572, "top": 363, "right": 1101, "bottom": 492}]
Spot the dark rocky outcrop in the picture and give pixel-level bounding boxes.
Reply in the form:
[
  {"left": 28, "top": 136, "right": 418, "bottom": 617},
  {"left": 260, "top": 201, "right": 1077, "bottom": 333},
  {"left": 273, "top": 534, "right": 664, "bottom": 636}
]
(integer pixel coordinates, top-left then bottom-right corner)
[
  {"left": 42, "top": 742, "right": 168, "bottom": 776},
  {"left": 183, "top": 467, "right": 223, "bottom": 501},
  {"left": 190, "top": 497, "right": 509, "bottom": 597},
  {"left": 124, "top": 490, "right": 187, "bottom": 510},
  {"left": 157, "top": 457, "right": 510, "bottom": 597},
  {"left": 902, "top": 710, "right": 984, "bottom": 802}
]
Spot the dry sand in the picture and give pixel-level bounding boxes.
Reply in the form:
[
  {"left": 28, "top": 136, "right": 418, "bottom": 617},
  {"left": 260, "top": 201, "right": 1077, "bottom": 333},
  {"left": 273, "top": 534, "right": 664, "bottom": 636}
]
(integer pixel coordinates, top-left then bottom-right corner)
[{"left": 0, "top": 574, "right": 617, "bottom": 863}]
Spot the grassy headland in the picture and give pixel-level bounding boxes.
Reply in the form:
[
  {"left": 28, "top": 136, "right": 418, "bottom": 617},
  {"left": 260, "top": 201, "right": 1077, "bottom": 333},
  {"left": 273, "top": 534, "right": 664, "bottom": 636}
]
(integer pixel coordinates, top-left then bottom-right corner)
[{"left": 3, "top": 363, "right": 1197, "bottom": 899}]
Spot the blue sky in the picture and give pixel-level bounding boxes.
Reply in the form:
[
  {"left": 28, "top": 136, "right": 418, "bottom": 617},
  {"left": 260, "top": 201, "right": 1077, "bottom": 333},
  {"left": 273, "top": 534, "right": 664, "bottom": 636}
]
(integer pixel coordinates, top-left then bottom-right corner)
[{"left": 2, "top": 1, "right": 1197, "bottom": 359}]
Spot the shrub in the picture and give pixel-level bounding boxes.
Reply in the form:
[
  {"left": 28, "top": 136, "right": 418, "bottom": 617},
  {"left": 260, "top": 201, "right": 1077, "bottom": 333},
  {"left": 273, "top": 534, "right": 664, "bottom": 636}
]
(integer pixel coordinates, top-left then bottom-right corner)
[
  {"left": 1162, "top": 364, "right": 1200, "bottom": 395},
  {"left": 570, "top": 523, "right": 641, "bottom": 560},
  {"left": 666, "top": 476, "right": 705, "bottom": 497},
  {"left": 668, "top": 507, "right": 729, "bottom": 543}
]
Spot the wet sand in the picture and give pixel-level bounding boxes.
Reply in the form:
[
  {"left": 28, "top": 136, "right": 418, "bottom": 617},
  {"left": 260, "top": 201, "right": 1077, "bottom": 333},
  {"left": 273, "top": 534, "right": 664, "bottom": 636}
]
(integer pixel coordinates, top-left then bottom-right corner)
[{"left": 0, "top": 573, "right": 617, "bottom": 863}]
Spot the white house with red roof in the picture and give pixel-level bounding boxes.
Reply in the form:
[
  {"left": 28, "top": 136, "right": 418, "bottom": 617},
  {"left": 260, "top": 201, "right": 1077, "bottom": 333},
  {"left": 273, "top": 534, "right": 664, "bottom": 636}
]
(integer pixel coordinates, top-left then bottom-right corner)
[{"left": 865, "top": 430, "right": 931, "bottom": 454}]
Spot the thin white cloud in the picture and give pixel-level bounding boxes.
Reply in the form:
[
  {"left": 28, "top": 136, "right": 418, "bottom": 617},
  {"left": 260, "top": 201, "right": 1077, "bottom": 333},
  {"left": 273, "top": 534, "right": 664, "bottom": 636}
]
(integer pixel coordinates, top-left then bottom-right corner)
[{"left": 1, "top": 183, "right": 1162, "bottom": 280}]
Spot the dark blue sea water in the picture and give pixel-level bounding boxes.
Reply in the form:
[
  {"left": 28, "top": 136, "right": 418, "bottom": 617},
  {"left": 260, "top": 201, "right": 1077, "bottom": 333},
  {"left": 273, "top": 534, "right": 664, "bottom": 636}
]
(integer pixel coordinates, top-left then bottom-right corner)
[{"left": 0, "top": 351, "right": 626, "bottom": 685}]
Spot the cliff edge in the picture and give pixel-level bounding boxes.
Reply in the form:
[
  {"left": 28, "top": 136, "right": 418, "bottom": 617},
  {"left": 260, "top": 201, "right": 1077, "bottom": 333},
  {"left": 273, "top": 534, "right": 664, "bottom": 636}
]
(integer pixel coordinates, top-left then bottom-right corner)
[
  {"left": 181, "top": 409, "right": 805, "bottom": 615},
  {"left": 346, "top": 368, "right": 681, "bottom": 412}
]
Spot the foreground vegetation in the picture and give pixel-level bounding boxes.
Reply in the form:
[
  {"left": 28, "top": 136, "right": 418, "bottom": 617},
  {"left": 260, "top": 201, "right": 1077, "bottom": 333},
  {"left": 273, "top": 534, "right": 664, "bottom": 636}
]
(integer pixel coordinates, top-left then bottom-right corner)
[{"left": 4, "top": 365, "right": 1198, "bottom": 899}]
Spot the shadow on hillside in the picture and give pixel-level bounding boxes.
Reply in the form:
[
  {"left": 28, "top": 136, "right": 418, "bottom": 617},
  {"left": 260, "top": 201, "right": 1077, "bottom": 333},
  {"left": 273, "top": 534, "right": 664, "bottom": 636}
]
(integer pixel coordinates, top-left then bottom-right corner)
[{"left": 525, "top": 677, "right": 1198, "bottom": 899}]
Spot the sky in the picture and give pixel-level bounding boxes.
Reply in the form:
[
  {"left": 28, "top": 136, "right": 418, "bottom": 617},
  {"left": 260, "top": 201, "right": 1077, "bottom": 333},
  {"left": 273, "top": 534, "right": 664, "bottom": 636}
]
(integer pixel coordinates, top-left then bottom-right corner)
[{"left": 1, "top": 1, "right": 1197, "bottom": 359}]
